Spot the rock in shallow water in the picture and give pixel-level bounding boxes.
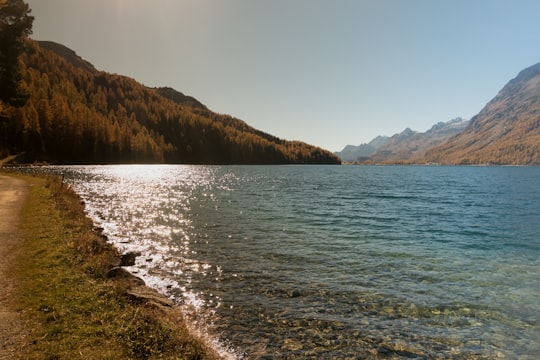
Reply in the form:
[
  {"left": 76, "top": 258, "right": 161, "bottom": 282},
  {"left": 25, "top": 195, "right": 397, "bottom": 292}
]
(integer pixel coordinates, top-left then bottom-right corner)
[{"left": 290, "top": 289, "right": 301, "bottom": 298}]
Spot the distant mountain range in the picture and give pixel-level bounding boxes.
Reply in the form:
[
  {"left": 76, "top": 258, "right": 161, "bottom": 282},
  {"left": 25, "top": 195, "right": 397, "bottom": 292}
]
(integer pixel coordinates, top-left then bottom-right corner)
[
  {"left": 336, "top": 118, "right": 469, "bottom": 163},
  {"left": 337, "top": 62, "right": 540, "bottom": 165},
  {"left": 335, "top": 136, "right": 388, "bottom": 163}
]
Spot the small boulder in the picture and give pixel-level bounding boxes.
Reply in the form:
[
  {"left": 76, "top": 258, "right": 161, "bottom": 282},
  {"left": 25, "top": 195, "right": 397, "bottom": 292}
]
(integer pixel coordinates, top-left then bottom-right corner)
[
  {"left": 120, "top": 251, "right": 141, "bottom": 266},
  {"left": 107, "top": 266, "right": 145, "bottom": 286},
  {"left": 126, "top": 287, "right": 175, "bottom": 308}
]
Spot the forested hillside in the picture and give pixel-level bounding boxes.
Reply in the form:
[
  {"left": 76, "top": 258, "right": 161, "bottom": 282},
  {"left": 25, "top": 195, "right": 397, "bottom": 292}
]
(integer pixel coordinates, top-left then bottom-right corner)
[
  {"left": 423, "top": 63, "right": 540, "bottom": 165},
  {"left": 0, "top": 40, "right": 340, "bottom": 164}
]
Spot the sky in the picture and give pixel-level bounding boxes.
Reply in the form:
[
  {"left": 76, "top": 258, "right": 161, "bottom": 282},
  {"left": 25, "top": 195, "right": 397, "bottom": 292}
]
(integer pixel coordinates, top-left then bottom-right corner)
[{"left": 26, "top": 0, "right": 540, "bottom": 152}]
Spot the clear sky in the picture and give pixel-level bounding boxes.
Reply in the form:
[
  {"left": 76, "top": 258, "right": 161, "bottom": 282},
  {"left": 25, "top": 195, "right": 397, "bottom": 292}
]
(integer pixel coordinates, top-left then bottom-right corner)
[{"left": 26, "top": 0, "right": 540, "bottom": 152}]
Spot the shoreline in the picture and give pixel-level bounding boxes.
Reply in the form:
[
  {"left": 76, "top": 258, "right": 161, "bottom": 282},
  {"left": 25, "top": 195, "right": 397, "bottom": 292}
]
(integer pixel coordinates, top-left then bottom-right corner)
[
  {"left": 4, "top": 166, "right": 537, "bottom": 357},
  {"left": 1, "top": 171, "right": 224, "bottom": 359}
]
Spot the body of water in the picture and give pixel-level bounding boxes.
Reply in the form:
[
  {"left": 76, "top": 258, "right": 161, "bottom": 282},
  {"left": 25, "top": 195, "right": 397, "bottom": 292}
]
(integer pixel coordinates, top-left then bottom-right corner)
[{"left": 39, "top": 165, "right": 539, "bottom": 358}]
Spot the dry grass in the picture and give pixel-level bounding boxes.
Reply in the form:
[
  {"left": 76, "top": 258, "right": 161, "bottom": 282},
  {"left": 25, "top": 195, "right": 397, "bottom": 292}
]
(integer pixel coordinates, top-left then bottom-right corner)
[{"left": 8, "top": 173, "right": 220, "bottom": 359}]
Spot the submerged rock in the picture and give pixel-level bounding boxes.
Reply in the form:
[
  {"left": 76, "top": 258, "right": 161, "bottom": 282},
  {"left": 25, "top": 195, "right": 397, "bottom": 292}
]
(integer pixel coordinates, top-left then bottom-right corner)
[{"left": 290, "top": 289, "right": 301, "bottom": 298}]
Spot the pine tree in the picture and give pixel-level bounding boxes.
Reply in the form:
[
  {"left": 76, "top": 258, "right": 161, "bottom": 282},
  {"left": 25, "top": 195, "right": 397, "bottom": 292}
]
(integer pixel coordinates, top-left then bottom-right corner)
[{"left": 0, "top": 0, "right": 34, "bottom": 106}]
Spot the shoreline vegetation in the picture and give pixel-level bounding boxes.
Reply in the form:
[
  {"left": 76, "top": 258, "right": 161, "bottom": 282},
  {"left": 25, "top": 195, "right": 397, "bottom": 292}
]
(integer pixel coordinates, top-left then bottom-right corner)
[{"left": 5, "top": 171, "right": 221, "bottom": 359}]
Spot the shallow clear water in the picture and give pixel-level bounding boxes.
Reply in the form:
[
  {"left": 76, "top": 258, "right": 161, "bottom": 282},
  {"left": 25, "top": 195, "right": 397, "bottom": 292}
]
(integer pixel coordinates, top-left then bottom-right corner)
[{"left": 38, "top": 165, "right": 539, "bottom": 358}]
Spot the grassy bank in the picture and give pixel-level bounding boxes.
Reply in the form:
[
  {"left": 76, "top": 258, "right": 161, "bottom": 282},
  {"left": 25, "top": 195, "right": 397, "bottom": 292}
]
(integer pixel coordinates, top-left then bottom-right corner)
[{"left": 8, "top": 173, "right": 220, "bottom": 360}]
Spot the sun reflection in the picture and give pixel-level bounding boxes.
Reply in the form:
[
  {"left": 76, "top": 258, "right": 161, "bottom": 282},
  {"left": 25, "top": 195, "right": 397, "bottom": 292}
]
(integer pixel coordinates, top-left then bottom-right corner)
[
  {"left": 107, "top": 164, "right": 171, "bottom": 181},
  {"left": 55, "top": 165, "right": 236, "bottom": 355}
]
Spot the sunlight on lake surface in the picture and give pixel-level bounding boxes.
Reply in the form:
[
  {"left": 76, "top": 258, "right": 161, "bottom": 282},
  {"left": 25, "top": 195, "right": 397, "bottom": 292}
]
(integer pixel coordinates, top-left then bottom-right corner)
[{"left": 37, "top": 165, "right": 540, "bottom": 358}]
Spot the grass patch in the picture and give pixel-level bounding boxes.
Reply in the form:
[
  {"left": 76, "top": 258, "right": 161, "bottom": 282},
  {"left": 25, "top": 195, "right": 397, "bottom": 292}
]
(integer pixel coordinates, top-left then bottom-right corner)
[{"left": 9, "top": 173, "right": 219, "bottom": 359}]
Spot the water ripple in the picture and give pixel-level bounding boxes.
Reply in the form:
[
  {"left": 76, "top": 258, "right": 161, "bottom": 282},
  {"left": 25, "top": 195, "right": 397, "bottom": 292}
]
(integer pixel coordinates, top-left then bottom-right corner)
[{"left": 33, "top": 165, "right": 540, "bottom": 359}]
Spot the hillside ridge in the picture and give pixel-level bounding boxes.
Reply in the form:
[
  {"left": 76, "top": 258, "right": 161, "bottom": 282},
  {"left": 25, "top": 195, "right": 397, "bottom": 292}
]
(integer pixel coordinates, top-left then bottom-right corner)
[
  {"left": 423, "top": 62, "right": 540, "bottom": 164},
  {"left": 0, "top": 40, "right": 340, "bottom": 165},
  {"left": 37, "top": 40, "right": 97, "bottom": 74}
]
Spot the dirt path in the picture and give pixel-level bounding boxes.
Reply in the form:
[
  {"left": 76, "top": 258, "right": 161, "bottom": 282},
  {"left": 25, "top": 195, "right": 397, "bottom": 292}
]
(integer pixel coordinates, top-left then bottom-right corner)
[{"left": 0, "top": 175, "right": 31, "bottom": 358}]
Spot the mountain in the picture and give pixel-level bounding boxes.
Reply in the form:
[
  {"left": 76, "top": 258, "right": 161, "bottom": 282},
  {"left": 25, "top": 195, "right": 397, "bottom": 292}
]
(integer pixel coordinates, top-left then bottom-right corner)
[
  {"left": 369, "top": 118, "right": 469, "bottom": 163},
  {"left": 38, "top": 42, "right": 208, "bottom": 110},
  {"left": 37, "top": 40, "right": 97, "bottom": 74},
  {"left": 337, "top": 118, "right": 469, "bottom": 164},
  {"left": 334, "top": 136, "right": 388, "bottom": 162},
  {"left": 424, "top": 63, "right": 540, "bottom": 164},
  {"left": 0, "top": 40, "right": 340, "bottom": 165}
]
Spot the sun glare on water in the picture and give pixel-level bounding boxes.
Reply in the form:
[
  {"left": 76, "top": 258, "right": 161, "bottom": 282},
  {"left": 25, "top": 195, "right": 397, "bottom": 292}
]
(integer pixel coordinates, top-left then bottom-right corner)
[{"left": 108, "top": 164, "right": 171, "bottom": 181}]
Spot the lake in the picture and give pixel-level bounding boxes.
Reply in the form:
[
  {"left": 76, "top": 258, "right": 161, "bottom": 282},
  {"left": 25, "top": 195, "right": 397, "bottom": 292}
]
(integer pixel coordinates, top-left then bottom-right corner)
[{"left": 37, "top": 165, "right": 539, "bottom": 359}]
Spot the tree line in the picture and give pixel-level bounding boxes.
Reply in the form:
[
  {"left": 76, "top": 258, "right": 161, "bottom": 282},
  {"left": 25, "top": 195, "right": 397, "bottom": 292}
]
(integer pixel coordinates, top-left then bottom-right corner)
[{"left": 0, "top": 1, "right": 339, "bottom": 164}]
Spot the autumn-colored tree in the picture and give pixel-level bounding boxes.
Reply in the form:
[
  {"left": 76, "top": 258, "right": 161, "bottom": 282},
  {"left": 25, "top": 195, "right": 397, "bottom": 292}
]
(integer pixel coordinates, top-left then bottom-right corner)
[{"left": 0, "top": 39, "right": 341, "bottom": 164}]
